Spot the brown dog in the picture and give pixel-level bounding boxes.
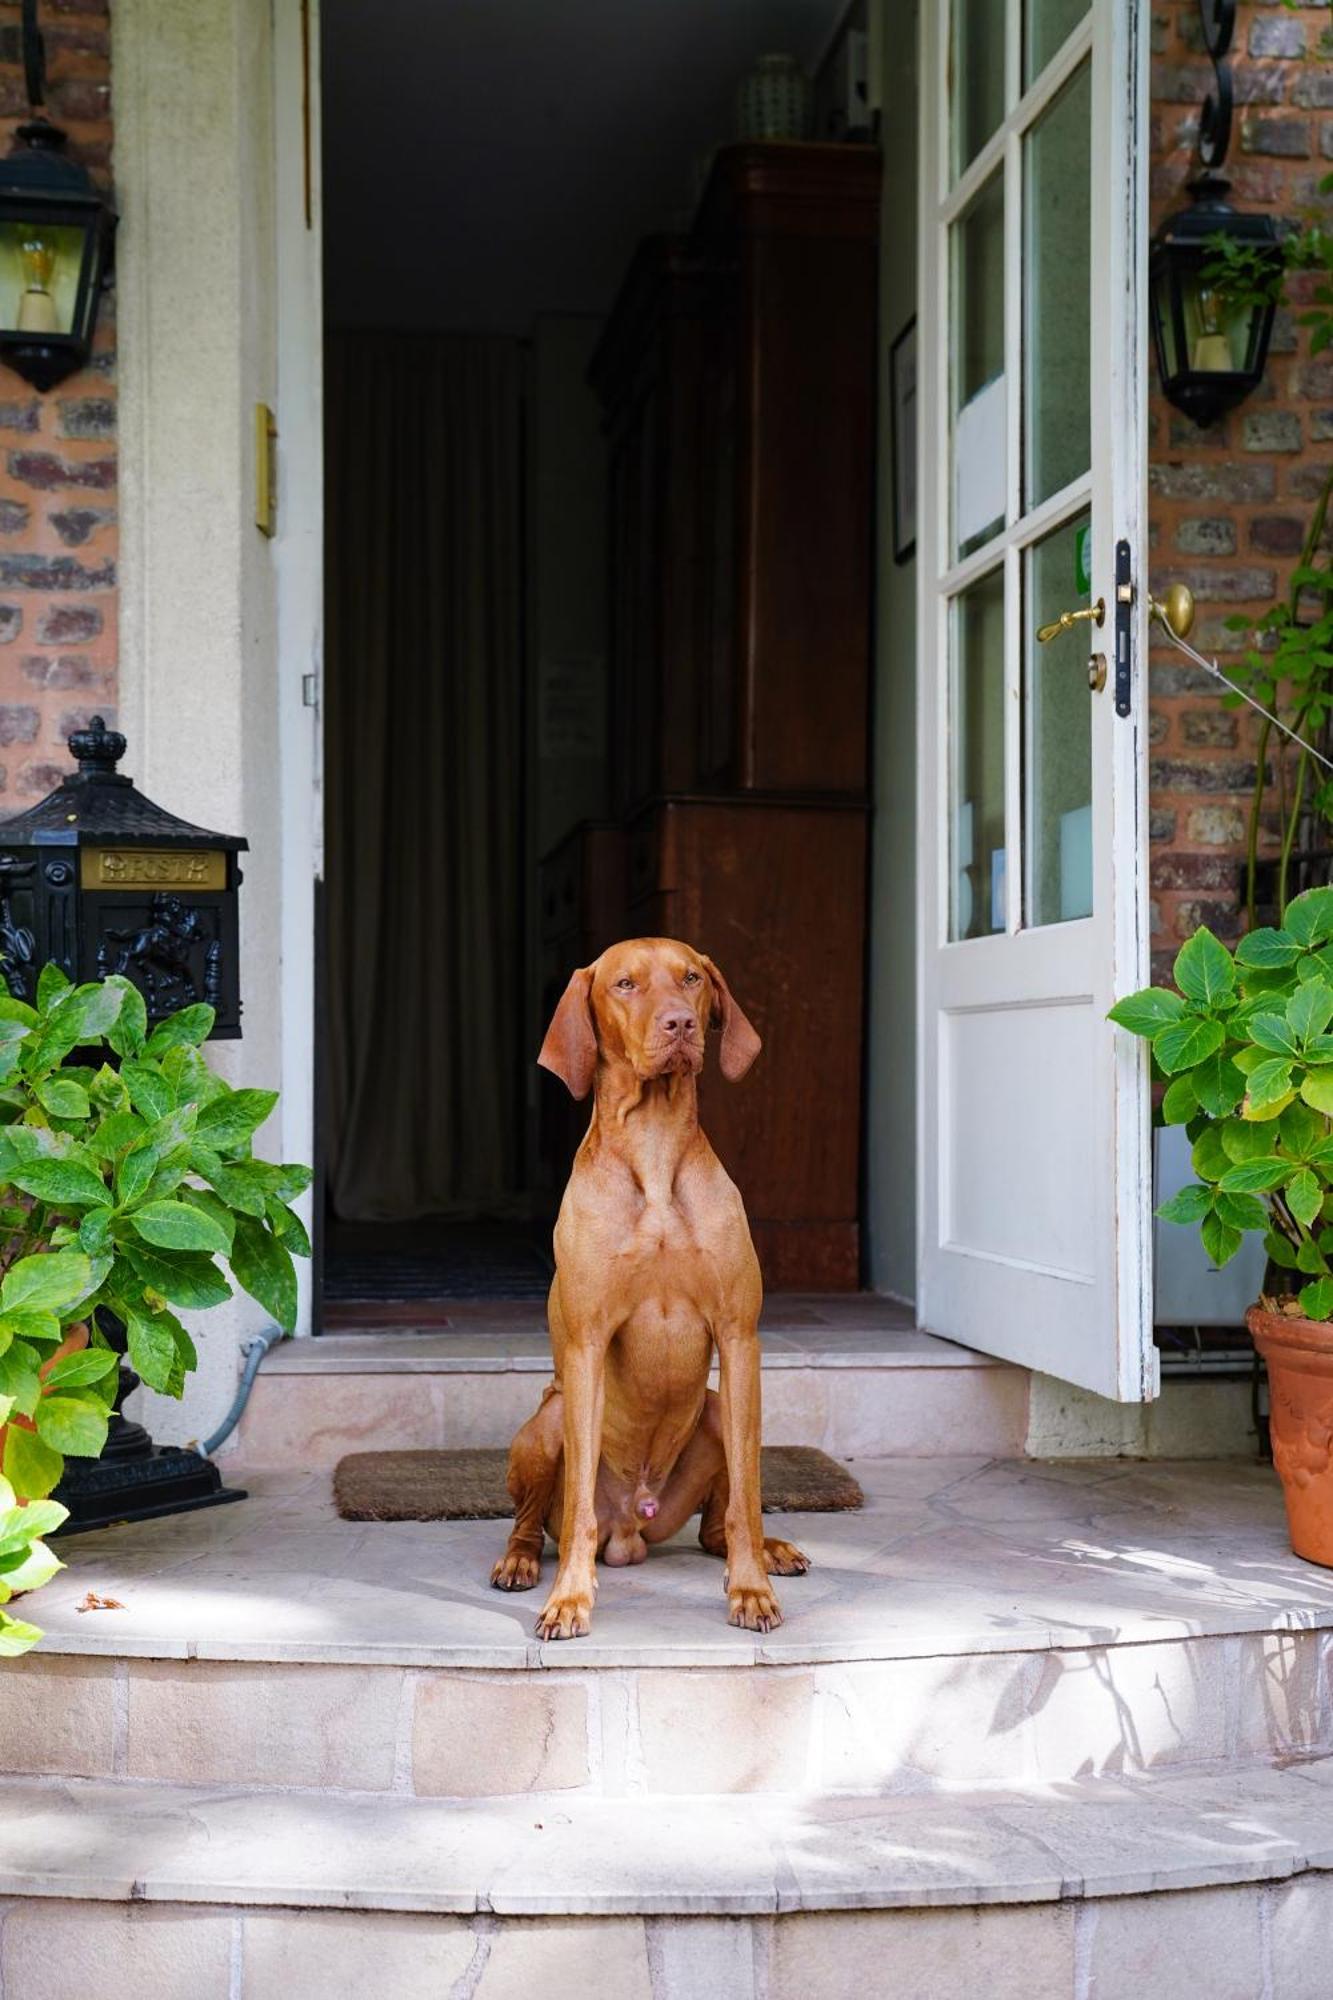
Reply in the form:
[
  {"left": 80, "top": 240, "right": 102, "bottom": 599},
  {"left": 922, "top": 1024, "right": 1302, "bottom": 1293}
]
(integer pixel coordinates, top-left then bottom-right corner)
[{"left": 491, "top": 937, "right": 808, "bottom": 1639}]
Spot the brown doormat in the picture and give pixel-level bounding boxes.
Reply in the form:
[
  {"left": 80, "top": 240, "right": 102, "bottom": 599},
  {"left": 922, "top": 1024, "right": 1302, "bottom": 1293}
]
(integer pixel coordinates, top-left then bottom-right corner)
[{"left": 332, "top": 1445, "right": 863, "bottom": 1522}]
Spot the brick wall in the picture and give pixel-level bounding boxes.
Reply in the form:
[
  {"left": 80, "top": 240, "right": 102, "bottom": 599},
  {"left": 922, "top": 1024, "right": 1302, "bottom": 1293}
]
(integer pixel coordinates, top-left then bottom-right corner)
[
  {"left": 0, "top": 0, "right": 114, "bottom": 812},
  {"left": 1149, "top": 0, "right": 1332, "bottom": 979}
]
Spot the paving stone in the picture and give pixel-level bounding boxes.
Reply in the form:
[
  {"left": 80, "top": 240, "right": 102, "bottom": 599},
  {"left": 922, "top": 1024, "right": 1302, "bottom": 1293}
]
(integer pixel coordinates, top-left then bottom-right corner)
[
  {"left": 242, "top": 1909, "right": 476, "bottom": 1995},
  {"left": 125, "top": 1658, "right": 402, "bottom": 1790},
  {"left": 0, "top": 1655, "right": 116, "bottom": 1778},
  {"left": 0, "top": 1902, "right": 233, "bottom": 2000},
  {"left": 769, "top": 1904, "right": 1075, "bottom": 2000},
  {"left": 636, "top": 1666, "right": 815, "bottom": 1793},
  {"left": 1084, "top": 1883, "right": 1264, "bottom": 1998},
  {"left": 413, "top": 1671, "right": 589, "bottom": 1796}
]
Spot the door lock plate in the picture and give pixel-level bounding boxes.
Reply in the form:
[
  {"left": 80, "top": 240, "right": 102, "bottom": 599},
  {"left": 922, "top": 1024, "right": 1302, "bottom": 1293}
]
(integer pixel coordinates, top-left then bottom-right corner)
[{"left": 1114, "top": 540, "right": 1132, "bottom": 717}]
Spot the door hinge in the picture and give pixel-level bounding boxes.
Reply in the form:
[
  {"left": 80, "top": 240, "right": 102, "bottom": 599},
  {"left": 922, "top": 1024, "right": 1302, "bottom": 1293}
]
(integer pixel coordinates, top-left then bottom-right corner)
[
  {"left": 1114, "top": 540, "right": 1133, "bottom": 718},
  {"left": 301, "top": 672, "right": 319, "bottom": 709}
]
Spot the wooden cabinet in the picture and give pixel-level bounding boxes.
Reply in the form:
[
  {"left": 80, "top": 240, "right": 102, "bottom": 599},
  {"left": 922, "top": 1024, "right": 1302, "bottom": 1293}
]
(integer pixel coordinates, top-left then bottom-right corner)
[{"left": 545, "top": 143, "right": 880, "bottom": 1287}]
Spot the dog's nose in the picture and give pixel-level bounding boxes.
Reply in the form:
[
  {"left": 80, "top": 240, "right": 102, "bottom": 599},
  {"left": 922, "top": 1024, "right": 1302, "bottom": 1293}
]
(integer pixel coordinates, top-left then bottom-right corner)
[{"left": 658, "top": 1013, "right": 695, "bottom": 1038}]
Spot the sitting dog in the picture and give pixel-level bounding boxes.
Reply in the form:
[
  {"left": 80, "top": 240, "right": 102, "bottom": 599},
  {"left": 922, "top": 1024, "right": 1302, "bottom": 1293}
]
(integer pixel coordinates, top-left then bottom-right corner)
[{"left": 491, "top": 936, "right": 807, "bottom": 1640}]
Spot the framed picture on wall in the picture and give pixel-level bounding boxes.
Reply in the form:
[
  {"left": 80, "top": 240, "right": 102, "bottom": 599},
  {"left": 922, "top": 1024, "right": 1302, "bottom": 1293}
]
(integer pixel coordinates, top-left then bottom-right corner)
[{"left": 890, "top": 316, "right": 917, "bottom": 565}]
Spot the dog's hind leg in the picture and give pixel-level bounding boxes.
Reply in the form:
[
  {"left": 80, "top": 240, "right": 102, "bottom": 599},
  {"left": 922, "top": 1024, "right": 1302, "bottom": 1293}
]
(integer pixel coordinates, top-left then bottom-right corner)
[
  {"left": 690, "top": 1393, "right": 809, "bottom": 1577},
  {"left": 491, "top": 1383, "right": 563, "bottom": 1592}
]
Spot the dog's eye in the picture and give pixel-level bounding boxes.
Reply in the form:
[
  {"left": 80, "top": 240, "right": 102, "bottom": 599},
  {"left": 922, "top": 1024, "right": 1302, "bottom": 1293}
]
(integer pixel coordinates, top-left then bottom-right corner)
[
  {"left": 682, "top": 970, "right": 701, "bottom": 986},
  {"left": 615, "top": 977, "right": 635, "bottom": 993}
]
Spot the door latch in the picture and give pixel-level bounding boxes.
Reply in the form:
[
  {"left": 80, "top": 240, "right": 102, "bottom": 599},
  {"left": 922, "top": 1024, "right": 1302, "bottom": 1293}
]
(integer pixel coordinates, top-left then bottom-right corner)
[{"left": 1114, "top": 540, "right": 1133, "bottom": 718}]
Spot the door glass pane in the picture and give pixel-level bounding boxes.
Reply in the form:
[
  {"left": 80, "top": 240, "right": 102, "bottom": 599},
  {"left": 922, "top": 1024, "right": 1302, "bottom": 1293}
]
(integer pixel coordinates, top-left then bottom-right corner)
[
  {"left": 952, "top": 173, "right": 1006, "bottom": 559},
  {"left": 1024, "top": 0, "right": 1088, "bottom": 84},
  {"left": 1025, "top": 510, "right": 1092, "bottom": 928},
  {"left": 952, "top": 0, "right": 1006, "bottom": 178},
  {"left": 1025, "top": 61, "right": 1091, "bottom": 506},
  {"left": 951, "top": 567, "right": 1007, "bottom": 941}
]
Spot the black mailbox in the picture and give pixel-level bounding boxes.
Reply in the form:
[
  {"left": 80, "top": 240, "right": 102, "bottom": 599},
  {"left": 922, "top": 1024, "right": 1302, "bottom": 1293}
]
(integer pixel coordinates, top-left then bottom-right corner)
[{"left": 0, "top": 715, "right": 246, "bottom": 1035}]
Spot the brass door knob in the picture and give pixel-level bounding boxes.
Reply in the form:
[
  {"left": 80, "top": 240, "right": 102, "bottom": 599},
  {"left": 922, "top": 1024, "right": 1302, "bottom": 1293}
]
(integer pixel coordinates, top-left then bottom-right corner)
[
  {"left": 1149, "top": 582, "right": 1195, "bottom": 640},
  {"left": 1036, "top": 598, "right": 1106, "bottom": 644}
]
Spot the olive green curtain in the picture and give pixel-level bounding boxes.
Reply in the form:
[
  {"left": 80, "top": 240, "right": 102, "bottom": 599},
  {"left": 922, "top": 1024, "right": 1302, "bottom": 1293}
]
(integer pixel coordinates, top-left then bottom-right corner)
[{"left": 324, "top": 330, "right": 525, "bottom": 1220}]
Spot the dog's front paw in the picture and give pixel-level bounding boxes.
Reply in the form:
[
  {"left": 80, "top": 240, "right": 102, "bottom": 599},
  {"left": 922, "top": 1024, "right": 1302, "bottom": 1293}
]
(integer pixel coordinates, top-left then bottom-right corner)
[
  {"left": 726, "top": 1581, "right": 783, "bottom": 1633},
  {"left": 491, "top": 1550, "right": 541, "bottom": 1591},
  {"left": 763, "top": 1537, "right": 809, "bottom": 1576},
  {"left": 535, "top": 1586, "right": 593, "bottom": 1641}
]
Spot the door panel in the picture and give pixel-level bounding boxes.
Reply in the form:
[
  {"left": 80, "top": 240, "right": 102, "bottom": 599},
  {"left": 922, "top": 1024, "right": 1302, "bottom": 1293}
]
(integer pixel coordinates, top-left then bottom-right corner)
[{"left": 917, "top": 0, "right": 1153, "bottom": 1399}]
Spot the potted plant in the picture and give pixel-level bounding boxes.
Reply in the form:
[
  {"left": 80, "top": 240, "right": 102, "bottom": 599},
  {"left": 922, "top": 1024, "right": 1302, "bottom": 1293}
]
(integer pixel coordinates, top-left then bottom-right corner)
[
  {"left": 0, "top": 964, "right": 310, "bottom": 1656},
  {"left": 1110, "top": 891, "right": 1333, "bottom": 1565}
]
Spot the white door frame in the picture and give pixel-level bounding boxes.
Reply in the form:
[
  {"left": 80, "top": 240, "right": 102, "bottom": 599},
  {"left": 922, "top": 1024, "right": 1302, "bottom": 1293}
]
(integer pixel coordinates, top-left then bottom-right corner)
[
  {"left": 273, "top": 0, "right": 324, "bottom": 1338},
  {"left": 914, "top": 0, "right": 1153, "bottom": 1400}
]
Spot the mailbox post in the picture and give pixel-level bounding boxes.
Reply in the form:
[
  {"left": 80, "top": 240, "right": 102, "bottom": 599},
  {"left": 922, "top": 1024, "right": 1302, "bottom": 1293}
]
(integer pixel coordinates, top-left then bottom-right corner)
[{"left": 0, "top": 718, "right": 251, "bottom": 1527}]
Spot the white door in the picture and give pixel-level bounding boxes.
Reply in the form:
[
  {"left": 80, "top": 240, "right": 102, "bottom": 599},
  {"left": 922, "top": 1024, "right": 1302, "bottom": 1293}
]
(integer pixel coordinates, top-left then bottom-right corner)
[{"left": 916, "top": 0, "right": 1154, "bottom": 1400}]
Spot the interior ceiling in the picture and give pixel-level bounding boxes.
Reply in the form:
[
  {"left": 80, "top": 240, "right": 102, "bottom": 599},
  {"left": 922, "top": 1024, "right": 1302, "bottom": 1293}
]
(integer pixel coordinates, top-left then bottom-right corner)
[{"left": 321, "top": 0, "right": 846, "bottom": 334}]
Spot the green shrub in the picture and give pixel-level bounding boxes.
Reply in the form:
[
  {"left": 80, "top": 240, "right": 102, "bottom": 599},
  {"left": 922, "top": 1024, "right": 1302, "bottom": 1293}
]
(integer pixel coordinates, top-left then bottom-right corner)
[
  {"left": 0, "top": 963, "right": 310, "bottom": 1655},
  {"left": 1109, "top": 887, "right": 1333, "bottom": 1322}
]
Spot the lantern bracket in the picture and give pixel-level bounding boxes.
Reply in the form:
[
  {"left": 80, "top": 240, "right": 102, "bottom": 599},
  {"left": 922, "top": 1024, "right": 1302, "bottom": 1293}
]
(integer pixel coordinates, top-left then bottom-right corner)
[
  {"left": 1197, "top": 0, "right": 1237, "bottom": 175},
  {"left": 20, "top": 0, "right": 45, "bottom": 116}
]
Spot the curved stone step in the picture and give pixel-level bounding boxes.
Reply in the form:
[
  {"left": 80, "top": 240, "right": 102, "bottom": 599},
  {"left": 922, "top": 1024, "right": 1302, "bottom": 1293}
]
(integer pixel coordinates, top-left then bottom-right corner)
[{"left": 11, "top": 1460, "right": 1333, "bottom": 1803}]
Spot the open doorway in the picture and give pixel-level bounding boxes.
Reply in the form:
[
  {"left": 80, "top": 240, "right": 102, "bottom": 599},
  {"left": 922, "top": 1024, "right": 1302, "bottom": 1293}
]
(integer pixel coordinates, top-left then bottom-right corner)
[{"left": 317, "top": 0, "right": 884, "bottom": 1322}]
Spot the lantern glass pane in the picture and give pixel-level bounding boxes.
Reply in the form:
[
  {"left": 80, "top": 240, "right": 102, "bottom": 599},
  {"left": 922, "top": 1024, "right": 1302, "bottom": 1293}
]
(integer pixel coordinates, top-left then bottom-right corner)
[
  {"left": 1024, "top": 59, "right": 1091, "bottom": 505},
  {"left": 0, "top": 217, "right": 87, "bottom": 337},
  {"left": 1025, "top": 0, "right": 1088, "bottom": 84},
  {"left": 951, "top": 0, "right": 1006, "bottom": 179},
  {"left": 950, "top": 564, "right": 1007, "bottom": 942},
  {"left": 1152, "top": 260, "right": 1183, "bottom": 381},
  {"left": 1182, "top": 260, "right": 1252, "bottom": 374}
]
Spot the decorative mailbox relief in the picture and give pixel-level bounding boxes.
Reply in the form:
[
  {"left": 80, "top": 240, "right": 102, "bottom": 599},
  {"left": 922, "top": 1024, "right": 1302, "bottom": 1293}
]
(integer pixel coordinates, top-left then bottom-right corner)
[{"left": 0, "top": 716, "right": 246, "bottom": 1036}]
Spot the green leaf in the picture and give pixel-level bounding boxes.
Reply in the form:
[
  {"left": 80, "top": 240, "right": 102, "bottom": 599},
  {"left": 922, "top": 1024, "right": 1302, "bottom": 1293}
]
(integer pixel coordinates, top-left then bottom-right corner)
[
  {"left": 1192, "top": 1124, "right": 1232, "bottom": 1183},
  {"left": 35, "top": 963, "right": 71, "bottom": 1015},
  {"left": 116, "top": 1141, "right": 158, "bottom": 1207},
  {"left": 1221, "top": 1117, "right": 1275, "bottom": 1163},
  {"left": 1156, "top": 1183, "right": 1214, "bottom": 1225},
  {"left": 121, "top": 1242, "right": 231, "bottom": 1312},
  {"left": 1192, "top": 1053, "right": 1246, "bottom": 1118},
  {"left": 0, "top": 995, "right": 38, "bottom": 1030},
  {"left": 2, "top": 1423, "right": 62, "bottom": 1498},
  {"left": 1173, "top": 927, "right": 1236, "bottom": 1008},
  {"left": 190, "top": 1148, "right": 268, "bottom": 1217},
  {"left": 77, "top": 1206, "right": 113, "bottom": 1254},
  {"left": 0, "top": 1343, "right": 41, "bottom": 1417},
  {"left": 1219, "top": 1156, "right": 1291, "bottom": 1193},
  {"left": 1280, "top": 1100, "right": 1324, "bottom": 1161},
  {"left": 265, "top": 1198, "right": 310, "bottom": 1258},
  {"left": 32, "top": 1075, "right": 88, "bottom": 1122},
  {"left": 1300, "top": 1277, "right": 1333, "bottom": 1321},
  {"left": 180, "top": 1186, "right": 235, "bottom": 1252},
  {"left": 34, "top": 1394, "right": 107, "bottom": 1458},
  {"left": 1154, "top": 1016, "right": 1225, "bottom": 1075},
  {"left": 1301, "top": 1069, "right": 1333, "bottom": 1116},
  {"left": 1201, "top": 1211, "right": 1243, "bottom": 1268},
  {"left": 1250, "top": 1013, "right": 1301, "bottom": 1057},
  {"left": 144, "top": 1003, "right": 216, "bottom": 1057},
  {"left": 41, "top": 1346, "right": 117, "bottom": 1390},
  {"left": 1290, "top": 978, "right": 1333, "bottom": 1047},
  {"left": 1286, "top": 888, "right": 1333, "bottom": 949},
  {"left": 9, "top": 1156, "right": 110, "bottom": 1210},
  {"left": 54, "top": 980, "right": 126, "bottom": 1043},
  {"left": 1245, "top": 1057, "right": 1296, "bottom": 1114},
  {"left": 125, "top": 1309, "right": 178, "bottom": 1394},
  {"left": 194, "top": 1087, "right": 279, "bottom": 1155},
  {"left": 1266, "top": 1228, "right": 1300, "bottom": 1271},
  {"left": 1108, "top": 987, "right": 1186, "bottom": 1037},
  {"left": 131, "top": 1199, "right": 231, "bottom": 1255},
  {"left": 1289, "top": 1167, "right": 1324, "bottom": 1230},
  {"left": 1216, "top": 1192, "right": 1268, "bottom": 1232},
  {"left": 1236, "top": 927, "right": 1302, "bottom": 969},
  {"left": 229, "top": 1214, "right": 297, "bottom": 1332},
  {"left": 1161, "top": 1075, "right": 1196, "bottom": 1124},
  {"left": 0, "top": 1250, "right": 93, "bottom": 1317},
  {"left": 104, "top": 975, "right": 147, "bottom": 1059},
  {"left": 119, "top": 1061, "right": 174, "bottom": 1124}
]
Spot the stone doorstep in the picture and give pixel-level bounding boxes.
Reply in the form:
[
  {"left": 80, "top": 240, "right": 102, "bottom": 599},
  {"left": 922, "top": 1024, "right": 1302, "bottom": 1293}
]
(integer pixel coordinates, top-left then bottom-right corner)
[
  {"left": 5, "top": 1623, "right": 1331, "bottom": 1800},
  {"left": 3, "top": 1757, "right": 1333, "bottom": 1918}
]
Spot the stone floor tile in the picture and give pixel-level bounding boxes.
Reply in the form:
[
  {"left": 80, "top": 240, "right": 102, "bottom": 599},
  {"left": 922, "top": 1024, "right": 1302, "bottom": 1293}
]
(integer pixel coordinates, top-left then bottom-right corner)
[
  {"left": 242, "top": 1908, "right": 476, "bottom": 1994},
  {"left": 0, "top": 1901, "right": 233, "bottom": 2000},
  {"left": 476, "top": 1917, "right": 652, "bottom": 1998},
  {"left": 1084, "top": 1883, "right": 1264, "bottom": 1999},
  {"left": 768, "top": 1903, "right": 1075, "bottom": 2000},
  {"left": 126, "top": 1658, "right": 402, "bottom": 1790},
  {"left": 0, "top": 1655, "right": 117, "bottom": 1778},
  {"left": 636, "top": 1666, "right": 815, "bottom": 1793},
  {"left": 413, "top": 1671, "right": 589, "bottom": 1796},
  {"left": 1269, "top": 1875, "right": 1333, "bottom": 2000}
]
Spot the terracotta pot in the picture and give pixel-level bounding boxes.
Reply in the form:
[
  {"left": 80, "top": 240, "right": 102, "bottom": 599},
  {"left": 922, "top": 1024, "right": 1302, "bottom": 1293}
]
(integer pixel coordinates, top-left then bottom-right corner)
[{"left": 1249, "top": 1304, "right": 1333, "bottom": 1567}]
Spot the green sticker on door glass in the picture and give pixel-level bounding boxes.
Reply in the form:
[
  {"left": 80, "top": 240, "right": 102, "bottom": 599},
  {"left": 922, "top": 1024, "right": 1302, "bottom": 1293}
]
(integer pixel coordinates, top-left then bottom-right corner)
[{"left": 1074, "top": 523, "right": 1092, "bottom": 595}]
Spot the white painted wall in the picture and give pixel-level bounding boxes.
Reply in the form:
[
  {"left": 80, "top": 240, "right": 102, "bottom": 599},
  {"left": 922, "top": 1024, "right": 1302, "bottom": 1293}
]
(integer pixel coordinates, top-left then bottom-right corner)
[{"left": 115, "top": 0, "right": 318, "bottom": 1449}]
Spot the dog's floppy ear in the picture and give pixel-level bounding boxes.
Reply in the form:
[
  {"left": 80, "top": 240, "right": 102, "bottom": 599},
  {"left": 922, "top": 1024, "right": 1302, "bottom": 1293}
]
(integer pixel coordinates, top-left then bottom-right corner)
[
  {"left": 538, "top": 965, "right": 598, "bottom": 1100},
  {"left": 701, "top": 955, "right": 761, "bottom": 1082}
]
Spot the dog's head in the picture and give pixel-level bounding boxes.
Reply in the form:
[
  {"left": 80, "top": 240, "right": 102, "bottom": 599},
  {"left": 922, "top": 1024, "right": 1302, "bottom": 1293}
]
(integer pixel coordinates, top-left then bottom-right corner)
[{"left": 538, "top": 937, "right": 761, "bottom": 1100}]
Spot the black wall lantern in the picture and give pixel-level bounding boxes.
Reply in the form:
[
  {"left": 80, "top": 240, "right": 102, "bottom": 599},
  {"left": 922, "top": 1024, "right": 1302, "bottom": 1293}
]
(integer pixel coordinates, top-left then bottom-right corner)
[
  {"left": 1149, "top": 0, "right": 1282, "bottom": 427},
  {"left": 0, "top": 0, "right": 116, "bottom": 392}
]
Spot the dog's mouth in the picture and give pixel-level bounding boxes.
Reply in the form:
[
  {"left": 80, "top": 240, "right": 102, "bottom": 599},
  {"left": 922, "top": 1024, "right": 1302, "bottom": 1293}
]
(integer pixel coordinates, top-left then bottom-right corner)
[{"left": 643, "top": 1041, "right": 703, "bottom": 1079}]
